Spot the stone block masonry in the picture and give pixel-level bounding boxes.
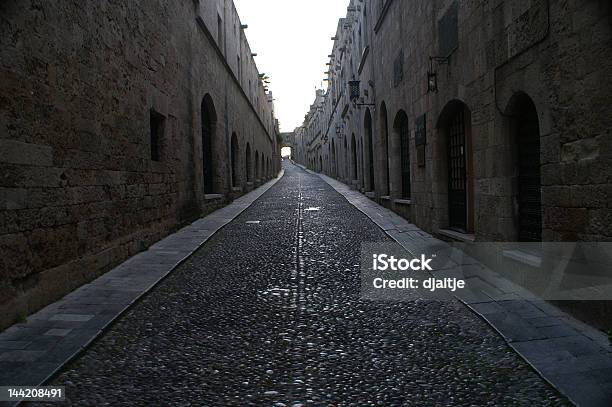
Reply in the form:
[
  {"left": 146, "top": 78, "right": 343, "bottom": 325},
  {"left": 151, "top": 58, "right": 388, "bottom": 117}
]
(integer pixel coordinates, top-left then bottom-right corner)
[
  {"left": 294, "top": 0, "right": 611, "bottom": 243},
  {"left": 0, "top": 0, "right": 281, "bottom": 330}
]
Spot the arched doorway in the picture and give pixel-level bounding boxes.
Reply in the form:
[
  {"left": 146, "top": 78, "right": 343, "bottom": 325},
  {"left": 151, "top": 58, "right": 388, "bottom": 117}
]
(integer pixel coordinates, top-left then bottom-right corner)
[
  {"left": 437, "top": 100, "right": 473, "bottom": 233},
  {"left": 380, "top": 102, "right": 390, "bottom": 195},
  {"left": 506, "top": 93, "right": 542, "bottom": 242},
  {"left": 255, "top": 150, "right": 259, "bottom": 180},
  {"left": 201, "top": 94, "right": 217, "bottom": 194},
  {"left": 245, "top": 143, "right": 252, "bottom": 183},
  {"left": 359, "top": 139, "right": 365, "bottom": 189},
  {"left": 331, "top": 139, "right": 337, "bottom": 178},
  {"left": 351, "top": 133, "right": 357, "bottom": 180},
  {"left": 393, "top": 110, "right": 411, "bottom": 199},
  {"left": 343, "top": 137, "right": 348, "bottom": 180},
  {"left": 281, "top": 146, "right": 292, "bottom": 158},
  {"left": 230, "top": 132, "right": 239, "bottom": 187},
  {"left": 364, "top": 109, "right": 375, "bottom": 191}
]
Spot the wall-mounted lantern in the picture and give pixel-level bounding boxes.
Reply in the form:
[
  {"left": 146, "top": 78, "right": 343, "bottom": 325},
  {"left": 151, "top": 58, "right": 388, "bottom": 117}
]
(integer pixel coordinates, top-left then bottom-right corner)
[
  {"left": 348, "top": 80, "right": 360, "bottom": 101},
  {"left": 348, "top": 80, "right": 375, "bottom": 107},
  {"left": 427, "top": 70, "right": 438, "bottom": 93}
]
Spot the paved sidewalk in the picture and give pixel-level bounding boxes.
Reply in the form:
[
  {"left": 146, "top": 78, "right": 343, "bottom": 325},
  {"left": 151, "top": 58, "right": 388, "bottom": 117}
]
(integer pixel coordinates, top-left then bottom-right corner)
[
  {"left": 0, "top": 171, "right": 284, "bottom": 391},
  {"left": 297, "top": 163, "right": 612, "bottom": 407}
]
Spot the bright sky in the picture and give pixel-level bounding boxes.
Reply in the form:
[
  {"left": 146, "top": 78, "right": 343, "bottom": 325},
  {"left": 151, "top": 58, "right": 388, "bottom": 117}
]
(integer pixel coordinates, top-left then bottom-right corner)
[{"left": 234, "top": 0, "right": 349, "bottom": 132}]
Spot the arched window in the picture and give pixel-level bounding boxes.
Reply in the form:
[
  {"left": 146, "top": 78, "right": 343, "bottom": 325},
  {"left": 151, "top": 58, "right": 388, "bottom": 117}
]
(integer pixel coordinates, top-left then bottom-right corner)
[{"left": 201, "top": 94, "right": 217, "bottom": 194}]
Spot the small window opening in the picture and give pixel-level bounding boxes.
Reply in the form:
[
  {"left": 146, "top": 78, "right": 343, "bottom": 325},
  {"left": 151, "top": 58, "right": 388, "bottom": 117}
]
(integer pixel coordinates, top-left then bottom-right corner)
[{"left": 150, "top": 109, "right": 165, "bottom": 162}]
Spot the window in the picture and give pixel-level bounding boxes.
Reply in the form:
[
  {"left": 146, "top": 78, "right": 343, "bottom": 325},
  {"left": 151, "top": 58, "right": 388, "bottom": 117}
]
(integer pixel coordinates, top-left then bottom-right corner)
[
  {"left": 363, "top": 8, "right": 369, "bottom": 45},
  {"left": 438, "top": 1, "right": 458, "bottom": 57},
  {"left": 217, "top": 14, "right": 223, "bottom": 50},
  {"left": 393, "top": 50, "right": 403, "bottom": 87},
  {"left": 150, "top": 109, "right": 165, "bottom": 162}
]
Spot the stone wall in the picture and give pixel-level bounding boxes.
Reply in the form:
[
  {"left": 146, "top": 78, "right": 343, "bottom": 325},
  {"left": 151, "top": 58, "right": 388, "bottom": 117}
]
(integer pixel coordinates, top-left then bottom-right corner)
[
  {"left": 0, "top": 0, "right": 279, "bottom": 329},
  {"left": 295, "top": 0, "right": 611, "bottom": 243}
]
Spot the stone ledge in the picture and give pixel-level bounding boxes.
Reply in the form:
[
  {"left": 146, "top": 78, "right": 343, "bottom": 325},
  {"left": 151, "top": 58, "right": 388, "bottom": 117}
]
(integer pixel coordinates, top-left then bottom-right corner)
[
  {"left": 394, "top": 198, "right": 411, "bottom": 206},
  {"left": 437, "top": 228, "right": 476, "bottom": 243},
  {"left": 204, "top": 193, "right": 224, "bottom": 200},
  {"left": 502, "top": 249, "right": 543, "bottom": 268}
]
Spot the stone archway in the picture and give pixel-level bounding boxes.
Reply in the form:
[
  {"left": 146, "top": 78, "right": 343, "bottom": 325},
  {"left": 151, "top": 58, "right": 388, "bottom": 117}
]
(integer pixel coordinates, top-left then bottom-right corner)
[
  {"left": 379, "top": 102, "right": 390, "bottom": 196},
  {"left": 351, "top": 133, "right": 357, "bottom": 181},
  {"left": 506, "top": 92, "right": 542, "bottom": 242},
  {"left": 364, "top": 109, "right": 375, "bottom": 192},
  {"left": 437, "top": 100, "right": 474, "bottom": 233},
  {"left": 255, "top": 150, "right": 260, "bottom": 181},
  {"left": 245, "top": 142, "right": 252, "bottom": 183},
  {"left": 230, "top": 132, "right": 240, "bottom": 188}
]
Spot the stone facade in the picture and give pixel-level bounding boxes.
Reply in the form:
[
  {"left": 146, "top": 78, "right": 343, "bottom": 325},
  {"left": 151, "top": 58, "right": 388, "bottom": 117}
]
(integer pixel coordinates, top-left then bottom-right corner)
[
  {"left": 0, "top": 0, "right": 280, "bottom": 329},
  {"left": 295, "top": 0, "right": 611, "bottom": 243}
]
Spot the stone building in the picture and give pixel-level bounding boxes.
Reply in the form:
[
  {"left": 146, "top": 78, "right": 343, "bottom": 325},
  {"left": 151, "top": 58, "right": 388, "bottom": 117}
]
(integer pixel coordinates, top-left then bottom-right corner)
[
  {"left": 0, "top": 0, "right": 280, "bottom": 329},
  {"left": 279, "top": 132, "right": 295, "bottom": 157},
  {"left": 295, "top": 0, "right": 611, "bottom": 243}
]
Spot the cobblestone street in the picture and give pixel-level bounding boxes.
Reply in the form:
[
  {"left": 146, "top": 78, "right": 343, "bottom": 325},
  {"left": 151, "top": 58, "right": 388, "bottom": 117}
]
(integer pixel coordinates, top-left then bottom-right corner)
[{"left": 36, "top": 162, "right": 568, "bottom": 406}]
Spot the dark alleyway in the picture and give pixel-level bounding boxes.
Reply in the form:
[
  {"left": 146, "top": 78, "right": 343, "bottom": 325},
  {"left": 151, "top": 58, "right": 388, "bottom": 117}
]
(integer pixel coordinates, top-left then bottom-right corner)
[{"left": 34, "top": 162, "right": 568, "bottom": 406}]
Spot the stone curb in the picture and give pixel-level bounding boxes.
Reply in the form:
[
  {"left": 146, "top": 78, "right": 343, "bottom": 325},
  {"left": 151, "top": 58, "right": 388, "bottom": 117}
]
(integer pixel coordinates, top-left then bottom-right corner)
[
  {"left": 295, "top": 163, "right": 612, "bottom": 407},
  {"left": 0, "top": 170, "right": 285, "bottom": 398}
]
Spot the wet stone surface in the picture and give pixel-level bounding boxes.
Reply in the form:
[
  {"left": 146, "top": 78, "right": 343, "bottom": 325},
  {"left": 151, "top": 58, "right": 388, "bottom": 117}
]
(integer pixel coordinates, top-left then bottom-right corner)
[{"left": 36, "top": 163, "right": 569, "bottom": 406}]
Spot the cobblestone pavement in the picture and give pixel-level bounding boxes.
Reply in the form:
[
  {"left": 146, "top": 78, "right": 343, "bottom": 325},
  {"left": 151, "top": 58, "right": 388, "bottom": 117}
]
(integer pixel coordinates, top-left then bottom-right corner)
[{"left": 36, "top": 162, "right": 569, "bottom": 406}]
